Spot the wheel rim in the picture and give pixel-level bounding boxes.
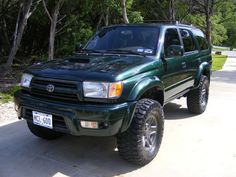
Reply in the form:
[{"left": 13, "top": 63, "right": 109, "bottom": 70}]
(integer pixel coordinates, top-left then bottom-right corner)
[
  {"left": 142, "top": 113, "right": 158, "bottom": 153},
  {"left": 200, "top": 84, "right": 208, "bottom": 107}
]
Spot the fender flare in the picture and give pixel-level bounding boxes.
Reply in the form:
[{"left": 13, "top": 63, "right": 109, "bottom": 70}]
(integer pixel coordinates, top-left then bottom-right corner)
[
  {"left": 120, "top": 76, "right": 164, "bottom": 132},
  {"left": 194, "top": 61, "right": 211, "bottom": 87},
  {"left": 127, "top": 76, "right": 164, "bottom": 101}
]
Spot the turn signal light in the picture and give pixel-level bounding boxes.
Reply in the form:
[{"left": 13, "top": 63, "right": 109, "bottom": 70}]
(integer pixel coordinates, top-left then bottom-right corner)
[{"left": 109, "top": 82, "right": 123, "bottom": 98}]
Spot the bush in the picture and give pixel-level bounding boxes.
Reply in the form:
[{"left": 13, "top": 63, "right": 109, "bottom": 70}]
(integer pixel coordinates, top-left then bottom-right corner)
[{"left": 0, "top": 85, "right": 20, "bottom": 103}]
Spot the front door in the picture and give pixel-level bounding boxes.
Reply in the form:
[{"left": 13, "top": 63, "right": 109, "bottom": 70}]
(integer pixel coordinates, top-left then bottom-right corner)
[{"left": 161, "top": 28, "right": 187, "bottom": 100}]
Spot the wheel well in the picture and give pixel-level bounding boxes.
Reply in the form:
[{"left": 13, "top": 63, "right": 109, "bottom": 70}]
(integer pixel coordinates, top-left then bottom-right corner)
[
  {"left": 202, "top": 68, "right": 210, "bottom": 80},
  {"left": 140, "top": 87, "right": 164, "bottom": 106}
]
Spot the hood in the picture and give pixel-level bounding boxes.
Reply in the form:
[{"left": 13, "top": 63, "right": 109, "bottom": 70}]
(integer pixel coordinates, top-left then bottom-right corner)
[{"left": 26, "top": 54, "right": 157, "bottom": 82}]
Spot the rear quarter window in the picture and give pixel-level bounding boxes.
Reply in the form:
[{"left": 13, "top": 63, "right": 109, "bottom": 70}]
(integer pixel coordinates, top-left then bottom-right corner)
[{"left": 192, "top": 29, "right": 209, "bottom": 50}]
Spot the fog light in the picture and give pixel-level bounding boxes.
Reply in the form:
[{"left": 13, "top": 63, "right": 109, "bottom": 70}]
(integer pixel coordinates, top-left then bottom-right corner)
[{"left": 80, "top": 121, "right": 98, "bottom": 129}]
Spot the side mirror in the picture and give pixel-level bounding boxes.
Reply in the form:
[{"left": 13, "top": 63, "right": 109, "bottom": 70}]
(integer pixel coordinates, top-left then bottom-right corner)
[
  {"left": 166, "top": 45, "right": 183, "bottom": 58},
  {"left": 75, "top": 43, "right": 83, "bottom": 52}
]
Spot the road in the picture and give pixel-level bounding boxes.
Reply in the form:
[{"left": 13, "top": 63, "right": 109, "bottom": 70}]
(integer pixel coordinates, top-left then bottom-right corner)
[{"left": 0, "top": 51, "right": 236, "bottom": 177}]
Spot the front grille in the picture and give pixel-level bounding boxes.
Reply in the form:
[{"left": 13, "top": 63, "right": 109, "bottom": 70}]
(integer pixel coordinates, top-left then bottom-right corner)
[
  {"left": 29, "top": 78, "right": 80, "bottom": 103},
  {"left": 32, "top": 79, "right": 77, "bottom": 89},
  {"left": 23, "top": 108, "right": 67, "bottom": 129}
]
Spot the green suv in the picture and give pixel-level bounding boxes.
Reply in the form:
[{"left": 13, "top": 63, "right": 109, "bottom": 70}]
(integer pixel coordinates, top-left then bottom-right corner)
[{"left": 14, "top": 23, "right": 211, "bottom": 165}]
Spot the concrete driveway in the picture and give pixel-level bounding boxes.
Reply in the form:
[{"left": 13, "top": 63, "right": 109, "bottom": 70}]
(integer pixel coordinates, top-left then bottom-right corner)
[{"left": 0, "top": 52, "right": 236, "bottom": 177}]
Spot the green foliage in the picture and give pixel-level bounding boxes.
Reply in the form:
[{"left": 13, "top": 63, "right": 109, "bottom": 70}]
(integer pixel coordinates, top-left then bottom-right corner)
[
  {"left": 0, "top": 92, "right": 12, "bottom": 103},
  {"left": 0, "top": 0, "right": 236, "bottom": 61},
  {"left": 8, "top": 85, "right": 21, "bottom": 96},
  {"left": 129, "top": 11, "right": 143, "bottom": 23},
  {"left": 224, "top": 22, "right": 236, "bottom": 49},
  {"left": 57, "top": 19, "right": 93, "bottom": 56},
  {"left": 185, "top": 14, "right": 228, "bottom": 45},
  {"left": 211, "top": 16, "right": 228, "bottom": 45},
  {"left": 220, "top": 1, "right": 236, "bottom": 48}
]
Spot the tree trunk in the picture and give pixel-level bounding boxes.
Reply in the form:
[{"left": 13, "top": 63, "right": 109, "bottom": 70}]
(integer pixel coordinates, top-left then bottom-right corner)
[
  {"left": 96, "top": 14, "right": 104, "bottom": 30},
  {"left": 205, "top": 1, "right": 212, "bottom": 48},
  {"left": 169, "top": 0, "right": 175, "bottom": 21},
  {"left": 6, "top": 0, "right": 32, "bottom": 67},
  {"left": 2, "top": 19, "right": 11, "bottom": 54},
  {"left": 105, "top": 7, "right": 109, "bottom": 26},
  {"left": 43, "top": 0, "right": 64, "bottom": 60},
  {"left": 120, "top": 0, "right": 129, "bottom": 24},
  {"left": 48, "top": 3, "right": 60, "bottom": 60},
  {"left": 49, "top": 21, "right": 56, "bottom": 60}
]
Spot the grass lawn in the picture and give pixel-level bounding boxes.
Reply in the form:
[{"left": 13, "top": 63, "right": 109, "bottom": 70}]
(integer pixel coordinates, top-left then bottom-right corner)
[
  {"left": 212, "top": 54, "right": 227, "bottom": 71},
  {"left": 0, "top": 92, "right": 12, "bottom": 103},
  {"left": 0, "top": 86, "right": 20, "bottom": 104}
]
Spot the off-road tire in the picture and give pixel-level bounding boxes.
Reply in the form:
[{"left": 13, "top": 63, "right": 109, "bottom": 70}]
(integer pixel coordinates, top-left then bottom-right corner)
[
  {"left": 117, "top": 99, "right": 164, "bottom": 166},
  {"left": 27, "top": 121, "right": 63, "bottom": 140},
  {"left": 187, "top": 75, "right": 209, "bottom": 114}
]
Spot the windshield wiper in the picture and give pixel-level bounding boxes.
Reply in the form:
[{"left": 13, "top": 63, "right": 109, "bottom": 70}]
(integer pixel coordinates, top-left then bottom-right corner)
[{"left": 106, "top": 49, "right": 145, "bottom": 56}]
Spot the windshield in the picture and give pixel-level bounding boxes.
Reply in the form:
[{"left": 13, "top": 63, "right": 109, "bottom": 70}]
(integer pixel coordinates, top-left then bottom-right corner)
[{"left": 84, "top": 26, "right": 160, "bottom": 55}]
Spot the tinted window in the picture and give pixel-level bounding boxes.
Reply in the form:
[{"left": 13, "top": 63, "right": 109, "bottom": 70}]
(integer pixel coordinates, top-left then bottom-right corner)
[
  {"left": 196, "top": 36, "right": 208, "bottom": 50},
  {"left": 85, "top": 27, "right": 160, "bottom": 55},
  {"left": 164, "top": 28, "right": 181, "bottom": 57},
  {"left": 180, "top": 29, "right": 196, "bottom": 52},
  {"left": 193, "top": 29, "right": 209, "bottom": 50}
]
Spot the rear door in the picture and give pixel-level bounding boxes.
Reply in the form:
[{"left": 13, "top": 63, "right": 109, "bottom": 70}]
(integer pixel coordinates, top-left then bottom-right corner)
[
  {"left": 192, "top": 29, "right": 211, "bottom": 73},
  {"left": 179, "top": 28, "right": 199, "bottom": 87}
]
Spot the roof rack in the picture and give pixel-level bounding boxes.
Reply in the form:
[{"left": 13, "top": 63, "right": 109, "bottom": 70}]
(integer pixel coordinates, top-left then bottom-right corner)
[
  {"left": 143, "top": 20, "right": 178, "bottom": 24},
  {"left": 143, "top": 20, "right": 193, "bottom": 26}
]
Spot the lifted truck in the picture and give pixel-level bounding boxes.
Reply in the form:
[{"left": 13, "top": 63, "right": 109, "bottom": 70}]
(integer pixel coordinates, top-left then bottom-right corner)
[{"left": 14, "top": 23, "right": 211, "bottom": 165}]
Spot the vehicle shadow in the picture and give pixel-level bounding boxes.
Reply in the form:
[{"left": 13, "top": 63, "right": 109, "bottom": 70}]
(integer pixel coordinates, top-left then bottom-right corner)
[
  {"left": 164, "top": 102, "right": 197, "bottom": 120},
  {"left": 0, "top": 121, "right": 139, "bottom": 177}
]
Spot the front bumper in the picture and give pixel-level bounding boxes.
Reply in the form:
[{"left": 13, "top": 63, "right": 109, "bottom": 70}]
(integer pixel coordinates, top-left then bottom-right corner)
[{"left": 14, "top": 90, "right": 136, "bottom": 136}]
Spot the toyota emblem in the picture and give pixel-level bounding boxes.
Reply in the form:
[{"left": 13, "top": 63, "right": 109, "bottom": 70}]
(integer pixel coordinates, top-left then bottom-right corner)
[{"left": 46, "top": 84, "right": 55, "bottom": 93}]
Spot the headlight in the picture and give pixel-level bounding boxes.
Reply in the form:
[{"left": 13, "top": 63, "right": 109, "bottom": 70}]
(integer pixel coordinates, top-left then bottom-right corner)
[
  {"left": 83, "top": 81, "right": 122, "bottom": 99},
  {"left": 20, "top": 73, "right": 33, "bottom": 88}
]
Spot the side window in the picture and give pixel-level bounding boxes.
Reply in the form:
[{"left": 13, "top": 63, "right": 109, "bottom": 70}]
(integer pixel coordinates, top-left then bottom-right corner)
[
  {"left": 164, "top": 28, "right": 181, "bottom": 57},
  {"left": 196, "top": 36, "right": 209, "bottom": 50},
  {"left": 180, "top": 29, "right": 196, "bottom": 52}
]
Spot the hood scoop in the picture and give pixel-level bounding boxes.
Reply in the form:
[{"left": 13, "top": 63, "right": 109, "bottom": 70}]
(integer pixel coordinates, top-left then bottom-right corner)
[{"left": 66, "top": 58, "right": 90, "bottom": 64}]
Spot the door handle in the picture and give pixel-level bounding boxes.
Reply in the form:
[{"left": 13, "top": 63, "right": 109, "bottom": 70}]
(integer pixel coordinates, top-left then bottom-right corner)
[{"left": 181, "top": 62, "right": 187, "bottom": 69}]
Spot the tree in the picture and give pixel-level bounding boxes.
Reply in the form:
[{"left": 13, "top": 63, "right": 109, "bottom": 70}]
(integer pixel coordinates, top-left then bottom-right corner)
[
  {"left": 0, "top": 0, "right": 18, "bottom": 57},
  {"left": 191, "top": 0, "right": 221, "bottom": 46},
  {"left": 121, "top": 0, "right": 129, "bottom": 23},
  {"left": 42, "top": 0, "right": 65, "bottom": 60},
  {"left": 134, "top": 0, "right": 193, "bottom": 22},
  {"left": 6, "top": 0, "right": 41, "bottom": 67}
]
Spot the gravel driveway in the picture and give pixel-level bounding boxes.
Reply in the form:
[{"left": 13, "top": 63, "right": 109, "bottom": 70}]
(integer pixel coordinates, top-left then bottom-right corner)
[{"left": 0, "top": 102, "right": 17, "bottom": 126}]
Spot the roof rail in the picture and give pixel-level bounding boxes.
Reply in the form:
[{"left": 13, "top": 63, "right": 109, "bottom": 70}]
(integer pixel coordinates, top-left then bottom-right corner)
[
  {"left": 143, "top": 20, "right": 193, "bottom": 26},
  {"left": 143, "top": 20, "right": 178, "bottom": 24}
]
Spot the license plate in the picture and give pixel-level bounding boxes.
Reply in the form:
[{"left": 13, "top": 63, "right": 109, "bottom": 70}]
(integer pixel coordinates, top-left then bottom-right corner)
[{"left": 32, "top": 111, "right": 53, "bottom": 129}]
